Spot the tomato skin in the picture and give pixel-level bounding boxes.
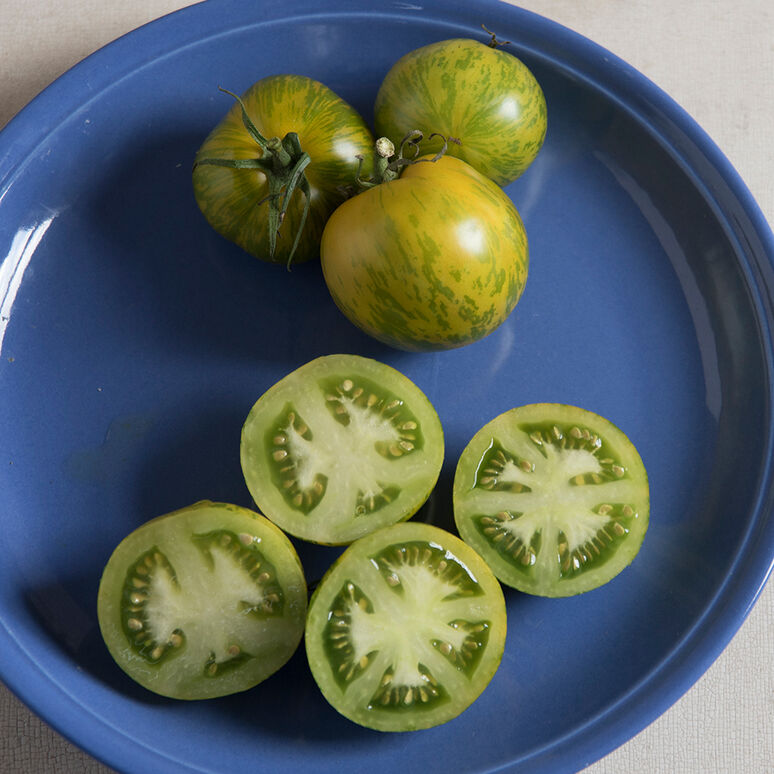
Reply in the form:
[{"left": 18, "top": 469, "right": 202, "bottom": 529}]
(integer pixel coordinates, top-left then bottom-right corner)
[
  {"left": 374, "top": 38, "right": 547, "bottom": 186},
  {"left": 320, "top": 154, "right": 528, "bottom": 351},
  {"left": 193, "top": 75, "right": 374, "bottom": 264}
]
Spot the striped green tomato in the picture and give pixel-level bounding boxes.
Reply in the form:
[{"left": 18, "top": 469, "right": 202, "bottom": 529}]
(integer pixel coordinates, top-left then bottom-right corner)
[
  {"left": 320, "top": 154, "right": 528, "bottom": 352},
  {"left": 193, "top": 75, "right": 374, "bottom": 264},
  {"left": 374, "top": 37, "right": 547, "bottom": 186}
]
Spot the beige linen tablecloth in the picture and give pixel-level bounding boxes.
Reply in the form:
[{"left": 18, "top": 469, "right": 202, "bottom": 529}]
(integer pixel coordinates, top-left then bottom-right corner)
[{"left": 1, "top": 1, "right": 772, "bottom": 772}]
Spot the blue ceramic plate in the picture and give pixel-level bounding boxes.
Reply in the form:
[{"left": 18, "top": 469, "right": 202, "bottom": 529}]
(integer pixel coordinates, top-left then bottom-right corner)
[{"left": 1, "top": 1, "right": 773, "bottom": 772}]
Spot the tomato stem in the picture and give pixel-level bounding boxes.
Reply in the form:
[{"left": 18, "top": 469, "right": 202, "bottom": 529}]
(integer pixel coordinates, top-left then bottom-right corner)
[
  {"left": 353, "top": 132, "right": 460, "bottom": 191},
  {"left": 266, "top": 137, "right": 292, "bottom": 170},
  {"left": 482, "top": 24, "right": 510, "bottom": 48},
  {"left": 193, "top": 89, "right": 313, "bottom": 267}
]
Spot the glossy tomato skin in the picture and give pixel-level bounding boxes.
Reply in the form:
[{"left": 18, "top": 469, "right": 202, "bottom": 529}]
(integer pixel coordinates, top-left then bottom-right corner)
[
  {"left": 320, "top": 154, "right": 528, "bottom": 351},
  {"left": 193, "top": 75, "right": 374, "bottom": 264},
  {"left": 374, "top": 38, "right": 547, "bottom": 186}
]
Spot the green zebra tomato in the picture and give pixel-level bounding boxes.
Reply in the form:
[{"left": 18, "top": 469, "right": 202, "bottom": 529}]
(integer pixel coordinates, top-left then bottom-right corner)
[
  {"left": 305, "top": 522, "right": 507, "bottom": 731},
  {"left": 97, "top": 501, "right": 308, "bottom": 699},
  {"left": 193, "top": 74, "right": 374, "bottom": 264},
  {"left": 320, "top": 154, "right": 528, "bottom": 351},
  {"left": 453, "top": 404, "right": 650, "bottom": 597},
  {"left": 374, "top": 37, "right": 547, "bottom": 186},
  {"left": 240, "top": 354, "right": 444, "bottom": 545}
]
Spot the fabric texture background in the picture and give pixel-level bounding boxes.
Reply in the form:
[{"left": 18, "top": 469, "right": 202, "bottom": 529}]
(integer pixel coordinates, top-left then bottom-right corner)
[{"left": 0, "top": 1, "right": 772, "bottom": 772}]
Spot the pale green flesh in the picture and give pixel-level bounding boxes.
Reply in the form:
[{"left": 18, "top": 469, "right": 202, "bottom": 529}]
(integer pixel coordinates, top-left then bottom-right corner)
[
  {"left": 242, "top": 356, "right": 444, "bottom": 544},
  {"left": 328, "top": 568, "right": 484, "bottom": 708},
  {"left": 268, "top": 382, "right": 414, "bottom": 512},
  {"left": 98, "top": 502, "right": 307, "bottom": 699},
  {"left": 464, "top": 443, "right": 638, "bottom": 586},
  {"left": 454, "top": 406, "right": 649, "bottom": 596},
  {"left": 132, "top": 537, "right": 288, "bottom": 670},
  {"left": 325, "top": 549, "right": 485, "bottom": 707},
  {"left": 306, "top": 523, "right": 506, "bottom": 731}
]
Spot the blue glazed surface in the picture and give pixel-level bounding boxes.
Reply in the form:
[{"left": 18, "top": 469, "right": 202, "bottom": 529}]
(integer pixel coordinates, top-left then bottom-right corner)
[{"left": 1, "top": 1, "right": 773, "bottom": 772}]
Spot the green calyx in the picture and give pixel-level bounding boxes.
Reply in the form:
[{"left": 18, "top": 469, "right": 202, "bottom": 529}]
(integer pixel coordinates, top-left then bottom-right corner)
[
  {"left": 355, "top": 130, "right": 460, "bottom": 190},
  {"left": 194, "top": 88, "right": 312, "bottom": 268}
]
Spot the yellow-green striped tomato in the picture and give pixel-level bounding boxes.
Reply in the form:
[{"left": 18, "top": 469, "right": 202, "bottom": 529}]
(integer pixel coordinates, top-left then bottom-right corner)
[
  {"left": 374, "top": 38, "right": 547, "bottom": 186},
  {"left": 320, "top": 154, "right": 528, "bottom": 352},
  {"left": 193, "top": 75, "right": 374, "bottom": 264}
]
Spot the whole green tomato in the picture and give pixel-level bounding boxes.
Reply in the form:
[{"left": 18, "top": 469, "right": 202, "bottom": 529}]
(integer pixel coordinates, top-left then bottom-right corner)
[
  {"left": 374, "top": 36, "right": 547, "bottom": 186},
  {"left": 320, "top": 153, "right": 528, "bottom": 351},
  {"left": 193, "top": 74, "right": 374, "bottom": 265}
]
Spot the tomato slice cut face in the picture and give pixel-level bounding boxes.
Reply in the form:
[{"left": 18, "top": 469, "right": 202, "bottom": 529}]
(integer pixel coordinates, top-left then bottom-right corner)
[
  {"left": 240, "top": 355, "right": 444, "bottom": 545},
  {"left": 97, "top": 501, "right": 307, "bottom": 699},
  {"left": 454, "top": 404, "right": 649, "bottom": 597},
  {"left": 305, "top": 522, "right": 506, "bottom": 732}
]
